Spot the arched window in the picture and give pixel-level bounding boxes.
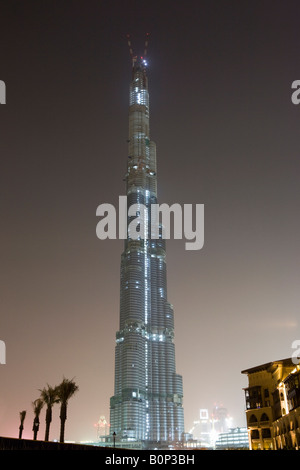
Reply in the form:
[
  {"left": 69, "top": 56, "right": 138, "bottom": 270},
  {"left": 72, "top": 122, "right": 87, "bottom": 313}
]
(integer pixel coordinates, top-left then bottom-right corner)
[
  {"left": 260, "top": 413, "right": 269, "bottom": 422},
  {"left": 249, "top": 414, "right": 258, "bottom": 424}
]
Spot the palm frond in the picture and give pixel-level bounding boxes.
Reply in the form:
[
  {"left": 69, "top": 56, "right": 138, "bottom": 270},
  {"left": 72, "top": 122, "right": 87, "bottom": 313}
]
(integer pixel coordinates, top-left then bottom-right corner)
[{"left": 57, "top": 377, "right": 79, "bottom": 403}]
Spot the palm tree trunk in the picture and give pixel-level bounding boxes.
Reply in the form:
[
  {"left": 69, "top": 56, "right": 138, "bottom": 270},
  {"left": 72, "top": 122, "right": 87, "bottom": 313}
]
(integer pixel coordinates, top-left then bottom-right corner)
[
  {"left": 45, "top": 406, "right": 52, "bottom": 441},
  {"left": 33, "top": 417, "right": 39, "bottom": 440},
  {"left": 19, "top": 425, "right": 24, "bottom": 439},
  {"left": 59, "top": 402, "right": 67, "bottom": 443},
  {"left": 19, "top": 411, "right": 26, "bottom": 439}
]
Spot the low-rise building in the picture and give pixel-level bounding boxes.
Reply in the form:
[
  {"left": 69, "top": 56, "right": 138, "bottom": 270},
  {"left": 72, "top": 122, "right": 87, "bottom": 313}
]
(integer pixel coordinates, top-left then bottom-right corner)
[
  {"left": 215, "top": 427, "right": 249, "bottom": 450},
  {"left": 242, "top": 358, "right": 300, "bottom": 450}
]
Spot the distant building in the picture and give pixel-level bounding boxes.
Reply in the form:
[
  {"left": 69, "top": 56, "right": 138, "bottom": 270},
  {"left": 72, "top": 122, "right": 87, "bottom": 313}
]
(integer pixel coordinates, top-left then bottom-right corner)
[
  {"left": 95, "top": 416, "right": 109, "bottom": 439},
  {"left": 211, "top": 405, "right": 231, "bottom": 435},
  {"left": 215, "top": 427, "right": 249, "bottom": 450},
  {"left": 189, "top": 406, "right": 233, "bottom": 448},
  {"left": 242, "top": 358, "right": 300, "bottom": 450},
  {"left": 190, "top": 409, "right": 212, "bottom": 448}
]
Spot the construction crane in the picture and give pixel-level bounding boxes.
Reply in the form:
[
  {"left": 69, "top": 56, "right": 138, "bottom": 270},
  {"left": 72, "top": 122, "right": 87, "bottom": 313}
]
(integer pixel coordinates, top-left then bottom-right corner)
[
  {"left": 126, "top": 32, "right": 150, "bottom": 67},
  {"left": 126, "top": 33, "right": 136, "bottom": 67},
  {"left": 142, "top": 32, "right": 150, "bottom": 62}
]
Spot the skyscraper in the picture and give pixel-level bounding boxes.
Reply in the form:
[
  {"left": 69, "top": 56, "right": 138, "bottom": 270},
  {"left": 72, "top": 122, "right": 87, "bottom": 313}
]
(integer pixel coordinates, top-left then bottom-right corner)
[{"left": 109, "top": 37, "right": 184, "bottom": 448}]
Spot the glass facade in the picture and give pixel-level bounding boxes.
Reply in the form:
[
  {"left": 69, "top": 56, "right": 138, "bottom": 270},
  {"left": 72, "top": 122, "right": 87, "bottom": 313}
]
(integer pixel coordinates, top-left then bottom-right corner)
[
  {"left": 109, "top": 57, "right": 184, "bottom": 447},
  {"left": 215, "top": 428, "right": 249, "bottom": 450}
]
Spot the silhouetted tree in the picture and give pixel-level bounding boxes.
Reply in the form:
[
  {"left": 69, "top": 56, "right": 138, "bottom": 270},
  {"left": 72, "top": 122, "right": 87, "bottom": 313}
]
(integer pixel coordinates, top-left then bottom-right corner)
[
  {"left": 40, "top": 384, "right": 59, "bottom": 441},
  {"left": 57, "top": 377, "right": 79, "bottom": 443},
  {"left": 19, "top": 410, "right": 26, "bottom": 439},
  {"left": 32, "top": 398, "right": 44, "bottom": 440}
]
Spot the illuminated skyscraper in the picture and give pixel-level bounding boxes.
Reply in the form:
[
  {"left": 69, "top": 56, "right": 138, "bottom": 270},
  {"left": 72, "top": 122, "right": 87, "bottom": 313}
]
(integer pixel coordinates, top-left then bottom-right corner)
[{"left": 109, "top": 36, "right": 184, "bottom": 448}]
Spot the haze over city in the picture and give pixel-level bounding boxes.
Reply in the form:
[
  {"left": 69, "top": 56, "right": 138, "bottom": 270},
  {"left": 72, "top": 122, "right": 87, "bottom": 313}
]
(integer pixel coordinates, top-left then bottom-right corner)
[{"left": 1, "top": 0, "right": 300, "bottom": 444}]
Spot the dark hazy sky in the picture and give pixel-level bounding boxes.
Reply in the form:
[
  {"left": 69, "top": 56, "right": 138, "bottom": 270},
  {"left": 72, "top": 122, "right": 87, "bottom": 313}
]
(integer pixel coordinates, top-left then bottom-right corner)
[{"left": 1, "top": 0, "right": 300, "bottom": 442}]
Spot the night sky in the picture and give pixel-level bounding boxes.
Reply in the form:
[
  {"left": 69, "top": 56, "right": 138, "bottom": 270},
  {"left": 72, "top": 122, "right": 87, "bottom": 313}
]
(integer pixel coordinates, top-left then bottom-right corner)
[{"left": 1, "top": 0, "right": 300, "bottom": 442}]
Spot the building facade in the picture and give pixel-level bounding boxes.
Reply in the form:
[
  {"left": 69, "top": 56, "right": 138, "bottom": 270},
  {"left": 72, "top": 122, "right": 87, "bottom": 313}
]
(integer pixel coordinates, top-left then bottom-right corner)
[
  {"left": 109, "top": 46, "right": 184, "bottom": 449},
  {"left": 215, "top": 427, "right": 249, "bottom": 450},
  {"left": 242, "top": 358, "right": 300, "bottom": 450}
]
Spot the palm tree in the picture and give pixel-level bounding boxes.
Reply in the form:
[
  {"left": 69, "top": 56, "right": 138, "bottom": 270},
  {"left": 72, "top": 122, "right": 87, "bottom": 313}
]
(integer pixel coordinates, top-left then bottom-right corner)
[
  {"left": 57, "top": 377, "right": 79, "bottom": 443},
  {"left": 32, "top": 398, "right": 44, "bottom": 440},
  {"left": 39, "top": 384, "right": 59, "bottom": 441},
  {"left": 19, "top": 410, "right": 26, "bottom": 439}
]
